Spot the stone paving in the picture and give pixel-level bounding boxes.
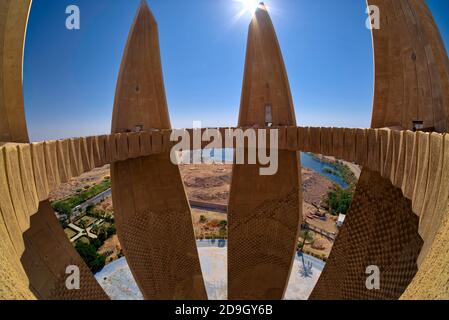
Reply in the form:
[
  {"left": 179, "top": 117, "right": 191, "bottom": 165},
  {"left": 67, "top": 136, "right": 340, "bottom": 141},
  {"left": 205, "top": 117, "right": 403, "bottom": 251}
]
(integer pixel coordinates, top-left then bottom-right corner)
[{"left": 95, "top": 240, "right": 324, "bottom": 300}]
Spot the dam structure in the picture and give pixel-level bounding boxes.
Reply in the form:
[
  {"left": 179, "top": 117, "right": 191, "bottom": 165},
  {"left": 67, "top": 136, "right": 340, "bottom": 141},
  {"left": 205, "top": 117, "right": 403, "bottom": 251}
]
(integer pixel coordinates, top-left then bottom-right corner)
[{"left": 1, "top": 0, "right": 449, "bottom": 300}]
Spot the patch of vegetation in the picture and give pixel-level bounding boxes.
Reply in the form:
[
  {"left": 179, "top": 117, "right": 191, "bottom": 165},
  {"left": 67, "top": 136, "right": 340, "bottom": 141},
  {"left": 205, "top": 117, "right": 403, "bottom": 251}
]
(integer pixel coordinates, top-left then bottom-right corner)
[
  {"left": 75, "top": 241, "right": 106, "bottom": 273},
  {"left": 199, "top": 215, "right": 207, "bottom": 223},
  {"left": 219, "top": 220, "right": 227, "bottom": 230},
  {"left": 308, "top": 153, "right": 357, "bottom": 188},
  {"left": 51, "top": 180, "right": 111, "bottom": 217},
  {"left": 323, "top": 167, "right": 340, "bottom": 177},
  {"left": 218, "top": 220, "right": 228, "bottom": 238},
  {"left": 91, "top": 224, "right": 99, "bottom": 235},
  {"left": 87, "top": 206, "right": 114, "bottom": 224},
  {"left": 333, "top": 160, "right": 357, "bottom": 188},
  {"left": 77, "top": 236, "right": 90, "bottom": 244},
  {"left": 73, "top": 221, "right": 117, "bottom": 272},
  {"left": 218, "top": 229, "right": 227, "bottom": 238},
  {"left": 97, "top": 224, "right": 117, "bottom": 243},
  {"left": 299, "top": 230, "right": 315, "bottom": 242},
  {"left": 60, "top": 220, "right": 69, "bottom": 229},
  {"left": 64, "top": 227, "right": 77, "bottom": 239},
  {"left": 75, "top": 215, "right": 97, "bottom": 228},
  {"left": 326, "top": 186, "right": 353, "bottom": 215},
  {"left": 103, "top": 214, "right": 114, "bottom": 223}
]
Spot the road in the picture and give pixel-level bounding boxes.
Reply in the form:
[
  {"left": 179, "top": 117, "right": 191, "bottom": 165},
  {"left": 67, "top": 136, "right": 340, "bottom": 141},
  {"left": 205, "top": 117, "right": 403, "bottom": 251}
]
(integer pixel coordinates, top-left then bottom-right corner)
[
  {"left": 342, "top": 161, "right": 361, "bottom": 179},
  {"left": 71, "top": 188, "right": 112, "bottom": 216},
  {"left": 71, "top": 188, "right": 227, "bottom": 216},
  {"left": 302, "top": 223, "right": 336, "bottom": 241},
  {"left": 190, "top": 200, "right": 227, "bottom": 214}
]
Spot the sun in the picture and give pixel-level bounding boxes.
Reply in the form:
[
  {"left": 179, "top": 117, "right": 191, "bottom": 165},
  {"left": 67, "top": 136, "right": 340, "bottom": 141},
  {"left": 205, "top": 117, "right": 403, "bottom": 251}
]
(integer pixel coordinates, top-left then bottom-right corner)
[
  {"left": 230, "top": 0, "right": 265, "bottom": 26},
  {"left": 236, "top": 0, "right": 260, "bottom": 15}
]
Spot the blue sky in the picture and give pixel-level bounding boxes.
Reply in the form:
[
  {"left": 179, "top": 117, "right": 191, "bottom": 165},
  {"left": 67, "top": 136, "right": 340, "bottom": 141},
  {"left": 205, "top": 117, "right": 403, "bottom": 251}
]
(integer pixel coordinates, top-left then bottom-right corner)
[{"left": 24, "top": 0, "right": 449, "bottom": 142}]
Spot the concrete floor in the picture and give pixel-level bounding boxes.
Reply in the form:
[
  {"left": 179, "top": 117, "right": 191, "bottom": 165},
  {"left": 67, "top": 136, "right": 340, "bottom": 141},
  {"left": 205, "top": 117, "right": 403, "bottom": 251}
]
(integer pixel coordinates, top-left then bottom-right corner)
[{"left": 95, "top": 240, "right": 324, "bottom": 300}]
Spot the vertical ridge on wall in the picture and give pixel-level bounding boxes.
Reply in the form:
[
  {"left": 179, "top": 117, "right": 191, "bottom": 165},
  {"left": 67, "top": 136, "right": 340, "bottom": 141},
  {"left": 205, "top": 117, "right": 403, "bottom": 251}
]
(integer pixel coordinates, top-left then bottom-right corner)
[{"left": 0, "top": 0, "right": 30, "bottom": 143}]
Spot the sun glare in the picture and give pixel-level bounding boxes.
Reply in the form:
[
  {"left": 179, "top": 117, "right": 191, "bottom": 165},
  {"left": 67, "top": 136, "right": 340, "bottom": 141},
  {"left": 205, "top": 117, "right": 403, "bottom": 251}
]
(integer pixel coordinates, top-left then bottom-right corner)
[
  {"left": 237, "top": 0, "right": 260, "bottom": 15},
  {"left": 242, "top": 0, "right": 260, "bottom": 14},
  {"left": 230, "top": 0, "right": 267, "bottom": 27}
]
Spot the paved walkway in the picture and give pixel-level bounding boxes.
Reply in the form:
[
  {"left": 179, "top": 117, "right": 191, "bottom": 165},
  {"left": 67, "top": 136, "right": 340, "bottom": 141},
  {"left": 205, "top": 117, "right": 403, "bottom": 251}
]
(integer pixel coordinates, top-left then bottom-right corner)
[{"left": 68, "top": 220, "right": 104, "bottom": 242}]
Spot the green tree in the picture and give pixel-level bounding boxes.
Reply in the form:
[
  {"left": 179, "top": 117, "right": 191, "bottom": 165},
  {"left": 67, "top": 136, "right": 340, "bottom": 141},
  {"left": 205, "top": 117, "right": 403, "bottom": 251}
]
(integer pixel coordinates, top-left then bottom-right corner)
[
  {"left": 219, "top": 220, "right": 228, "bottom": 233},
  {"left": 106, "top": 224, "right": 116, "bottom": 237},
  {"left": 97, "top": 227, "right": 108, "bottom": 243},
  {"left": 219, "top": 220, "right": 228, "bottom": 228},
  {"left": 91, "top": 224, "right": 99, "bottom": 234},
  {"left": 91, "top": 238, "right": 103, "bottom": 250},
  {"left": 298, "top": 229, "right": 314, "bottom": 253},
  {"left": 75, "top": 241, "right": 105, "bottom": 273},
  {"left": 86, "top": 205, "right": 94, "bottom": 216},
  {"left": 52, "top": 202, "right": 72, "bottom": 219},
  {"left": 326, "top": 187, "right": 353, "bottom": 215}
]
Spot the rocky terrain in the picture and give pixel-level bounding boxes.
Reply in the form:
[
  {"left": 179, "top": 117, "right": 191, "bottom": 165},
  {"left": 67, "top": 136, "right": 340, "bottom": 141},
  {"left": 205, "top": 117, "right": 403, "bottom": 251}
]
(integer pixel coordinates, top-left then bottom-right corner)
[
  {"left": 301, "top": 168, "right": 333, "bottom": 206},
  {"left": 181, "top": 164, "right": 231, "bottom": 205},
  {"left": 180, "top": 164, "right": 333, "bottom": 210}
]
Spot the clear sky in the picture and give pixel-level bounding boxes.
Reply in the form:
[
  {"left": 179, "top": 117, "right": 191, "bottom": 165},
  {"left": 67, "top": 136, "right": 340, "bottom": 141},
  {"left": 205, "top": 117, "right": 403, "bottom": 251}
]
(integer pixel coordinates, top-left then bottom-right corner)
[{"left": 24, "top": 0, "right": 449, "bottom": 142}]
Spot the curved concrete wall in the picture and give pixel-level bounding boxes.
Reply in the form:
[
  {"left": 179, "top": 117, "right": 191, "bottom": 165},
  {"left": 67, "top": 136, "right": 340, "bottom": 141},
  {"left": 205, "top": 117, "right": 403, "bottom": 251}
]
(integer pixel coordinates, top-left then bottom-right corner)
[
  {"left": 0, "top": 0, "right": 108, "bottom": 300},
  {"left": 0, "top": 0, "right": 29, "bottom": 143},
  {"left": 311, "top": 0, "right": 449, "bottom": 300},
  {"left": 370, "top": 0, "right": 449, "bottom": 132}
]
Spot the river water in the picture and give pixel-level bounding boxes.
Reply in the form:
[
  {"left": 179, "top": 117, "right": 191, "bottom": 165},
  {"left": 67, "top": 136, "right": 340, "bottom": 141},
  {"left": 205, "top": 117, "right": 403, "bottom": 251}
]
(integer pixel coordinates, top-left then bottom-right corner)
[{"left": 300, "top": 153, "right": 348, "bottom": 189}]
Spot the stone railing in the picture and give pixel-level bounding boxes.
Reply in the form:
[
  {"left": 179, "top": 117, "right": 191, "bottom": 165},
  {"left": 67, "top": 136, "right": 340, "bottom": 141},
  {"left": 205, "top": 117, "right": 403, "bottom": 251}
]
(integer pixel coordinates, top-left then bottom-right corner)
[{"left": 1, "top": 127, "right": 446, "bottom": 236}]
